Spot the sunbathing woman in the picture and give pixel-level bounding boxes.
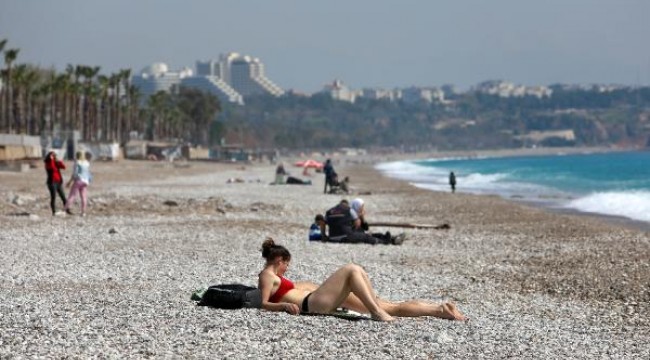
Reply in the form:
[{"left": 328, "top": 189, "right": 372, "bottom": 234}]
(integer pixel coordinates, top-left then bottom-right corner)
[{"left": 258, "top": 238, "right": 466, "bottom": 321}]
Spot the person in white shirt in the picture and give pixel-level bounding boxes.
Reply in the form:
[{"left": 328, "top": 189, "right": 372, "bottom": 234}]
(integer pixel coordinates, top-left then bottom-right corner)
[{"left": 65, "top": 151, "right": 92, "bottom": 216}]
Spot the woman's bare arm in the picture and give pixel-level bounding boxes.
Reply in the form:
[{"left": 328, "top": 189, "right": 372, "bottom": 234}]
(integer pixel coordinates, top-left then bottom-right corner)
[{"left": 258, "top": 271, "right": 299, "bottom": 314}]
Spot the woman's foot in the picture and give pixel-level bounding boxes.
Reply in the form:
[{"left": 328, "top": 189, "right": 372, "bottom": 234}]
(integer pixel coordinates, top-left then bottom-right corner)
[
  {"left": 65, "top": 208, "right": 74, "bottom": 215},
  {"left": 439, "top": 302, "right": 468, "bottom": 321},
  {"left": 371, "top": 308, "right": 395, "bottom": 322}
]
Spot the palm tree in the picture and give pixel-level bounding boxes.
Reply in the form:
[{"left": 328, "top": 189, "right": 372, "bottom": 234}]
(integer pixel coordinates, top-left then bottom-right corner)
[
  {"left": 0, "top": 69, "right": 5, "bottom": 131},
  {"left": 0, "top": 39, "right": 7, "bottom": 128},
  {"left": 97, "top": 75, "right": 110, "bottom": 141},
  {"left": 10, "top": 64, "right": 40, "bottom": 134},
  {"left": 80, "top": 65, "right": 100, "bottom": 140},
  {"left": 24, "top": 66, "right": 41, "bottom": 135},
  {"left": 34, "top": 77, "right": 53, "bottom": 136},
  {"left": 11, "top": 64, "right": 28, "bottom": 133},
  {"left": 85, "top": 83, "right": 100, "bottom": 141},
  {"left": 4, "top": 48, "right": 20, "bottom": 132},
  {"left": 126, "top": 84, "right": 141, "bottom": 140},
  {"left": 119, "top": 69, "right": 132, "bottom": 143},
  {"left": 146, "top": 90, "right": 171, "bottom": 141},
  {"left": 108, "top": 73, "right": 120, "bottom": 141},
  {"left": 45, "top": 72, "right": 58, "bottom": 134},
  {"left": 56, "top": 72, "right": 72, "bottom": 133},
  {"left": 72, "top": 64, "right": 84, "bottom": 134}
]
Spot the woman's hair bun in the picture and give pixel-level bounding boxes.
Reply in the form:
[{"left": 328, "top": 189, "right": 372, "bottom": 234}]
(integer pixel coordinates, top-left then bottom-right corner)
[
  {"left": 261, "top": 237, "right": 291, "bottom": 261},
  {"left": 261, "top": 237, "right": 275, "bottom": 258}
]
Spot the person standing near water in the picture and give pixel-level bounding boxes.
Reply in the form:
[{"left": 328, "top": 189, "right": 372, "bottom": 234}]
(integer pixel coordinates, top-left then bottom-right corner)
[{"left": 449, "top": 171, "right": 456, "bottom": 193}]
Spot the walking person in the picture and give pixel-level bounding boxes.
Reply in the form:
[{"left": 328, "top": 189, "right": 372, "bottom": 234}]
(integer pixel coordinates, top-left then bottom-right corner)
[
  {"left": 65, "top": 151, "right": 92, "bottom": 216},
  {"left": 449, "top": 171, "right": 456, "bottom": 193},
  {"left": 44, "top": 151, "right": 68, "bottom": 216}
]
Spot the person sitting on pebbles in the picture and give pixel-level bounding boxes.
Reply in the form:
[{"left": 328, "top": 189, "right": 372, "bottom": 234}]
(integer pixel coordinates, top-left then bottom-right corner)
[
  {"left": 316, "top": 198, "right": 405, "bottom": 245},
  {"left": 259, "top": 238, "right": 467, "bottom": 321}
]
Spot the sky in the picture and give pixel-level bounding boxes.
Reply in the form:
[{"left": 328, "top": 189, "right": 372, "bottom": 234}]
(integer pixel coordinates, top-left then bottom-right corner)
[{"left": 1, "top": 0, "right": 650, "bottom": 93}]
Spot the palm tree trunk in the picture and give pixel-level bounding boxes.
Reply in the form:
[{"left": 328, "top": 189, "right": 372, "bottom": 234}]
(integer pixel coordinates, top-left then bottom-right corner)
[{"left": 0, "top": 77, "right": 4, "bottom": 131}]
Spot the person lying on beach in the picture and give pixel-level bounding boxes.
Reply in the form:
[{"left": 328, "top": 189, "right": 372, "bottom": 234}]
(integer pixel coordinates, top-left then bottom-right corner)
[
  {"left": 259, "top": 238, "right": 466, "bottom": 321},
  {"left": 316, "top": 199, "right": 405, "bottom": 245},
  {"left": 285, "top": 176, "right": 312, "bottom": 185}
]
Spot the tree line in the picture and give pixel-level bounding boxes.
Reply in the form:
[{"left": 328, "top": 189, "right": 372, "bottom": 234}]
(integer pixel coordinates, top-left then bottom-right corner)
[
  {"left": 220, "top": 86, "right": 650, "bottom": 150},
  {"left": 0, "top": 39, "right": 222, "bottom": 146},
  {"left": 3, "top": 38, "right": 649, "bottom": 151}
]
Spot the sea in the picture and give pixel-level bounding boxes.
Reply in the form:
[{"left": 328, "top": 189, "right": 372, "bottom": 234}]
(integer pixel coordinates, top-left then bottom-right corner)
[{"left": 376, "top": 150, "right": 650, "bottom": 224}]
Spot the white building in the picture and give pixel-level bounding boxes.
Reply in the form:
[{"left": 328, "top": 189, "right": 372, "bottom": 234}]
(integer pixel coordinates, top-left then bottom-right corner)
[
  {"left": 132, "top": 62, "right": 244, "bottom": 105},
  {"left": 180, "top": 76, "right": 244, "bottom": 105},
  {"left": 360, "top": 88, "right": 397, "bottom": 101},
  {"left": 131, "top": 63, "right": 190, "bottom": 98},
  {"left": 134, "top": 52, "right": 284, "bottom": 106},
  {"left": 196, "top": 52, "right": 284, "bottom": 98},
  {"left": 321, "top": 79, "right": 357, "bottom": 103},
  {"left": 399, "top": 87, "right": 445, "bottom": 103},
  {"left": 475, "top": 80, "right": 552, "bottom": 98}
]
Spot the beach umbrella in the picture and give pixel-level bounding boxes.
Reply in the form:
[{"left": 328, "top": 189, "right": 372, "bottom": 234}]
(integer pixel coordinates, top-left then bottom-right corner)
[{"left": 294, "top": 159, "right": 324, "bottom": 169}]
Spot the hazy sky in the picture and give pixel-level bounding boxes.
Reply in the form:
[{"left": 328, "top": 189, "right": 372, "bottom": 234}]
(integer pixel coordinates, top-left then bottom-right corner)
[{"left": 2, "top": 0, "right": 650, "bottom": 92}]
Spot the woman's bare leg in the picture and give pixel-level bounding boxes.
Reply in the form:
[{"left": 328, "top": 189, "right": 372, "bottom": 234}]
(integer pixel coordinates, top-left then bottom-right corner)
[
  {"left": 294, "top": 281, "right": 467, "bottom": 320},
  {"left": 341, "top": 295, "right": 466, "bottom": 320},
  {"left": 308, "top": 263, "right": 394, "bottom": 321}
]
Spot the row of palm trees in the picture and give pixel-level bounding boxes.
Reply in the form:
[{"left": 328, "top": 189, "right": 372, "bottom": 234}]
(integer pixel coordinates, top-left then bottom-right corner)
[{"left": 0, "top": 38, "right": 218, "bottom": 145}]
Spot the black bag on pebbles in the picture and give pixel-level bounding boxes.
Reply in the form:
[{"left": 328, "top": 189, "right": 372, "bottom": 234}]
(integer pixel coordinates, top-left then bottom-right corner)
[{"left": 193, "top": 284, "right": 262, "bottom": 309}]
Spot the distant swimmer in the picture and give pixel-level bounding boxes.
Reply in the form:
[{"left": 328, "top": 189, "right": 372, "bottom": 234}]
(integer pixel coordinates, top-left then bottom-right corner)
[{"left": 449, "top": 171, "right": 456, "bottom": 193}]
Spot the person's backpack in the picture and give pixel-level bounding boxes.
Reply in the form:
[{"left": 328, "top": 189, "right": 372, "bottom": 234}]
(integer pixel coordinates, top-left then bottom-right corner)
[{"left": 193, "top": 284, "right": 262, "bottom": 309}]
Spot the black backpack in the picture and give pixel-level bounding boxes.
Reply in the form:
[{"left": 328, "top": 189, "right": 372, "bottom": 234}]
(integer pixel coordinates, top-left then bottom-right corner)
[{"left": 195, "top": 284, "right": 262, "bottom": 309}]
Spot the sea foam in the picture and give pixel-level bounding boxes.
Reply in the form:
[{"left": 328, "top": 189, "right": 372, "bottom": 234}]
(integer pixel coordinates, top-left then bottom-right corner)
[{"left": 565, "top": 191, "right": 650, "bottom": 223}]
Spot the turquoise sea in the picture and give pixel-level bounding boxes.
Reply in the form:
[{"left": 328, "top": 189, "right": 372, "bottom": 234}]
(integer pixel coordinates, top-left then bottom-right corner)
[{"left": 376, "top": 151, "right": 650, "bottom": 223}]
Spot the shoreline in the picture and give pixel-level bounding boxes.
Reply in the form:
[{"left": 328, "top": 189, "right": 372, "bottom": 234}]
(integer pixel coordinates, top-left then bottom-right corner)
[{"left": 363, "top": 146, "right": 650, "bottom": 233}]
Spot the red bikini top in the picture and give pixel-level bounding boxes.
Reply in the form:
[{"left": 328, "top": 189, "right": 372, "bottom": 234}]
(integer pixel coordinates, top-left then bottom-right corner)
[{"left": 268, "top": 276, "right": 295, "bottom": 303}]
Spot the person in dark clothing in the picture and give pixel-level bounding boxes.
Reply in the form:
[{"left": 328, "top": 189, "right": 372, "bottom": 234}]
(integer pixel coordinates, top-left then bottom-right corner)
[
  {"left": 44, "top": 151, "right": 68, "bottom": 215},
  {"left": 449, "top": 171, "right": 456, "bottom": 193},
  {"left": 323, "top": 159, "right": 338, "bottom": 194},
  {"left": 316, "top": 199, "right": 404, "bottom": 245},
  {"left": 286, "top": 176, "right": 312, "bottom": 185}
]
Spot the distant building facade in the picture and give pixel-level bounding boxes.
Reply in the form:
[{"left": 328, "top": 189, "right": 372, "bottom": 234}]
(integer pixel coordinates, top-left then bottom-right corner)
[
  {"left": 474, "top": 80, "right": 552, "bottom": 98},
  {"left": 321, "top": 79, "right": 358, "bottom": 103},
  {"left": 133, "top": 52, "right": 284, "bottom": 106},
  {"left": 355, "top": 86, "right": 446, "bottom": 104},
  {"left": 131, "top": 63, "right": 191, "bottom": 99},
  {"left": 399, "top": 87, "right": 446, "bottom": 103},
  {"left": 196, "top": 52, "right": 284, "bottom": 97},
  {"left": 361, "top": 88, "right": 397, "bottom": 101}
]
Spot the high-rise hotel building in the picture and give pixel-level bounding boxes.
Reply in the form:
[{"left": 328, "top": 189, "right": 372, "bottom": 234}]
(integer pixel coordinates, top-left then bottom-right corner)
[
  {"left": 196, "top": 52, "right": 284, "bottom": 97},
  {"left": 132, "top": 52, "right": 283, "bottom": 106}
]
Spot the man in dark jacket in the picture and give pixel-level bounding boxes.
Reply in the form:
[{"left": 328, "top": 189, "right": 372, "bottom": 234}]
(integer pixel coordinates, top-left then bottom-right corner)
[
  {"left": 323, "top": 159, "right": 338, "bottom": 194},
  {"left": 316, "top": 199, "right": 404, "bottom": 245}
]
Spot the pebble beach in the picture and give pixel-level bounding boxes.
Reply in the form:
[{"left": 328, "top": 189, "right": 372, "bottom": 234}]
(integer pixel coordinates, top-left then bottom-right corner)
[{"left": 1, "top": 156, "right": 649, "bottom": 359}]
